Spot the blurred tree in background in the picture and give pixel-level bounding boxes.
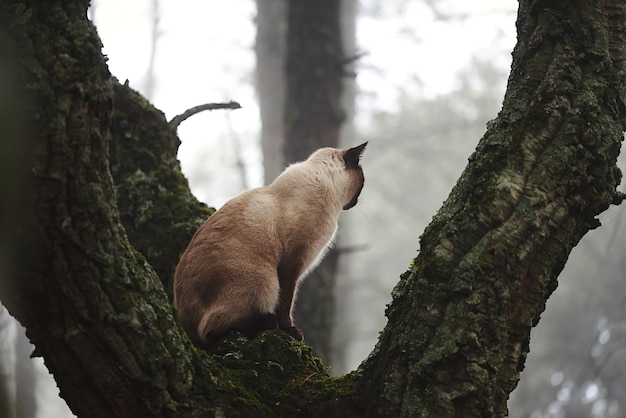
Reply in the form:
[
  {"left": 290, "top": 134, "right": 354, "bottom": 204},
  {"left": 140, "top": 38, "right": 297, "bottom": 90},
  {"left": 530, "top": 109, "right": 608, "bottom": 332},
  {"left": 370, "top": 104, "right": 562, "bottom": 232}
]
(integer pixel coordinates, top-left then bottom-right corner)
[{"left": 256, "top": 0, "right": 358, "bottom": 363}]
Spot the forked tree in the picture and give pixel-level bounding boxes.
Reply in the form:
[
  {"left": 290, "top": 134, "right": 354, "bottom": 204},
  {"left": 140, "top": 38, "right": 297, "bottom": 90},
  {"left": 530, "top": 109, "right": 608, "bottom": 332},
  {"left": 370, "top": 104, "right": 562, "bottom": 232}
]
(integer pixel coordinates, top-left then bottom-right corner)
[{"left": 1, "top": 0, "right": 624, "bottom": 417}]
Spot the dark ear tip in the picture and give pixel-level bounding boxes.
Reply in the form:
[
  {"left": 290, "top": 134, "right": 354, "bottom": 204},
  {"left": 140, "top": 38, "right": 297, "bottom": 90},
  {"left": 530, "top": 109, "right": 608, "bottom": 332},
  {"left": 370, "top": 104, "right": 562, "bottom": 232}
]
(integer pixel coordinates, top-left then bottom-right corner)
[
  {"left": 355, "top": 141, "right": 367, "bottom": 152},
  {"left": 349, "top": 141, "right": 367, "bottom": 156},
  {"left": 344, "top": 142, "right": 367, "bottom": 168}
]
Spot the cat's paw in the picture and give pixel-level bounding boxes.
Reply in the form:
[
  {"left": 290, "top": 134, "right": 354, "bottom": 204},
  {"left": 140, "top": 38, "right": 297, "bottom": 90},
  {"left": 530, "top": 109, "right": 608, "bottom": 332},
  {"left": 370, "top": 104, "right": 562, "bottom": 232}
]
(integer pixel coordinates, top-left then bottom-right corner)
[{"left": 280, "top": 326, "right": 304, "bottom": 341}]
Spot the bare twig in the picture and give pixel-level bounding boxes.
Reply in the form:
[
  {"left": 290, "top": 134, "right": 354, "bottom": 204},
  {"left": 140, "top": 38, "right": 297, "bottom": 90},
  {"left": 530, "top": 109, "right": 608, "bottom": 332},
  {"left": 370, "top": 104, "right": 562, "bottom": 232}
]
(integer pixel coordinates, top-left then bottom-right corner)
[
  {"left": 169, "top": 101, "right": 242, "bottom": 129},
  {"left": 299, "top": 372, "right": 317, "bottom": 385},
  {"left": 339, "top": 50, "right": 368, "bottom": 67}
]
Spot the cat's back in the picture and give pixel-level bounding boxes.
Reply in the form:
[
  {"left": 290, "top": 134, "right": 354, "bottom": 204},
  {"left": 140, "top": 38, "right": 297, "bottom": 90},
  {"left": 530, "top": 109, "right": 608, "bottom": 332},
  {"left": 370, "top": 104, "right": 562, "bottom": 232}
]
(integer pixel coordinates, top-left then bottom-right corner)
[{"left": 186, "top": 187, "right": 280, "bottom": 255}]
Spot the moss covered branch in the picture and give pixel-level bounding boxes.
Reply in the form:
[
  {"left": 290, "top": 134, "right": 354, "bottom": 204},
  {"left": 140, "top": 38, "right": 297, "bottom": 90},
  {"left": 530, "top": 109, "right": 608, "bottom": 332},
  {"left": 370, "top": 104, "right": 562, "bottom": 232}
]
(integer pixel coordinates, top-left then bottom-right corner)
[
  {"left": 1, "top": 1, "right": 343, "bottom": 417},
  {"left": 359, "top": 1, "right": 625, "bottom": 416},
  {"left": 108, "top": 80, "right": 213, "bottom": 297}
]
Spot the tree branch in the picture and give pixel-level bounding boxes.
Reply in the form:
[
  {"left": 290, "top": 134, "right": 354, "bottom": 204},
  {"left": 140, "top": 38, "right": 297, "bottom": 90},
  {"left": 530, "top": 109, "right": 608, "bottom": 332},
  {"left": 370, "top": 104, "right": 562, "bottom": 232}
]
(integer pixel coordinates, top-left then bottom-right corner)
[
  {"left": 168, "top": 101, "right": 241, "bottom": 129},
  {"left": 359, "top": 0, "right": 626, "bottom": 416},
  {"left": 109, "top": 80, "right": 214, "bottom": 297},
  {"left": 2, "top": 1, "right": 336, "bottom": 417}
]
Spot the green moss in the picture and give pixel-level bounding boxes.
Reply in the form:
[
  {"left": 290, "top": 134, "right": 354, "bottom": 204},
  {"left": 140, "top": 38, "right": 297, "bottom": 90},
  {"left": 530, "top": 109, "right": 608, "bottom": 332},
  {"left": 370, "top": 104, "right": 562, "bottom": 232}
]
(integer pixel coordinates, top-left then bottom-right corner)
[
  {"left": 277, "top": 371, "right": 364, "bottom": 417},
  {"left": 108, "top": 80, "right": 214, "bottom": 297},
  {"left": 416, "top": 325, "right": 459, "bottom": 371},
  {"left": 162, "top": 330, "right": 365, "bottom": 417}
]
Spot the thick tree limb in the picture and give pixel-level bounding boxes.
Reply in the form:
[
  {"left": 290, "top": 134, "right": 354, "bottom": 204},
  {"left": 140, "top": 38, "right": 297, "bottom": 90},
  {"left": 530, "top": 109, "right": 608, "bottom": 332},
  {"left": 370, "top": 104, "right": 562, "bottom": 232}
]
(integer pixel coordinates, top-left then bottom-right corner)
[
  {"left": 1, "top": 1, "right": 333, "bottom": 417},
  {"left": 359, "top": 1, "right": 626, "bottom": 416},
  {"left": 109, "top": 80, "right": 214, "bottom": 297},
  {"left": 2, "top": 0, "right": 624, "bottom": 417}
]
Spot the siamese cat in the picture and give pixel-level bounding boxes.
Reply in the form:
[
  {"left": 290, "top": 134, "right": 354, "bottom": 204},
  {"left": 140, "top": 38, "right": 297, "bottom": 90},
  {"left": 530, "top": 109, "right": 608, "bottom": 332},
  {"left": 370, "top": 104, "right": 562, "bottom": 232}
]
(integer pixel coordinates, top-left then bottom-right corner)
[{"left": 173, "top": 142, "right": 367, "bottom": 347}]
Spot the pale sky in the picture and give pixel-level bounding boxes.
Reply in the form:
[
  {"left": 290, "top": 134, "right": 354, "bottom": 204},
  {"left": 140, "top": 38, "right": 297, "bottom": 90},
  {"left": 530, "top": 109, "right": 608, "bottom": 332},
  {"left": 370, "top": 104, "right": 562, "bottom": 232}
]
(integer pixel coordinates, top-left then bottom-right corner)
[{"left": 92, "top": 0, "right": 517, "bottom": 205}]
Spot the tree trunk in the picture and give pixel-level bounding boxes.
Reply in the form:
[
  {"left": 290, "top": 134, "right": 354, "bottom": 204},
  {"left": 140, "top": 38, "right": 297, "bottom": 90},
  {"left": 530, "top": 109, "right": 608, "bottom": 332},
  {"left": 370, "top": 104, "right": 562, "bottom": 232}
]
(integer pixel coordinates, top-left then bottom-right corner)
[
  {"left": 1, "top": 1, "right": 624, "bottom": 418},
  {"left": 255, "top": 0, "right": 287, "bottom": 184},
  {"left": 283, "top": 0, "right": 346, "bottom": 364}
]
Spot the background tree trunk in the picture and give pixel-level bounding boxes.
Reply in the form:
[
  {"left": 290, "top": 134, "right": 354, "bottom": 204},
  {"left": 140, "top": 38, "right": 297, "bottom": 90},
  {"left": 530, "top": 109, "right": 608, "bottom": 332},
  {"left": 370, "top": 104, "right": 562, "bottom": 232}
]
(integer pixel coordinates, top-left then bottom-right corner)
[
  {"left": 1, "top": 0, "right": 624, "bottom": 417},
  {"left": 256, "top": 0, "right": 358, "bottom": 366},
  {"left": 332, "top": 0, "right": 359, "bottom": 372},
  {"left": 255, "top": 0, "right": 287, "bottom": 185},
  {"left": 14, "top": 326, "right": 37, "bottom": 418},
  {"left": 0, "top": 307, "right": 15, "bottom": 418},
  {"left": 283, "top": 0, "right": 347, "bottom": 364}
]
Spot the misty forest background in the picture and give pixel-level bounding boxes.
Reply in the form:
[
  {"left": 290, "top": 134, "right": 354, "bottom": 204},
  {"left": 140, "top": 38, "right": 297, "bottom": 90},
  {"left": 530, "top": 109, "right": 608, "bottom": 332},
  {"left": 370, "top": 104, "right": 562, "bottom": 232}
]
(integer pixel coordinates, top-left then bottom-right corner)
[{"left": 1, "top": 1, "right": 625, "bottom": 417}]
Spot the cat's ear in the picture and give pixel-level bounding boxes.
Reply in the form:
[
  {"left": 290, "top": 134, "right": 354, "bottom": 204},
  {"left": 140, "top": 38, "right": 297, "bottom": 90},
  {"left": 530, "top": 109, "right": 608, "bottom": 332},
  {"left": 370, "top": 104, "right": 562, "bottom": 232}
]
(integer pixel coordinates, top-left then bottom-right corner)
[{"left": 343, "top": 142, "right": 367, "bottom": 168}]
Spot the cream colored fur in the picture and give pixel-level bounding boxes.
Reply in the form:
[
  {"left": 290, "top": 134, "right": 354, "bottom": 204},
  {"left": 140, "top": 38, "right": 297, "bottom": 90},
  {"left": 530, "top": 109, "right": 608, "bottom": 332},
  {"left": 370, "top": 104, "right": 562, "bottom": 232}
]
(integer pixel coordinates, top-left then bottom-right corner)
[{"left": 173, "top": 143, "right": 366, "bottom": 347}]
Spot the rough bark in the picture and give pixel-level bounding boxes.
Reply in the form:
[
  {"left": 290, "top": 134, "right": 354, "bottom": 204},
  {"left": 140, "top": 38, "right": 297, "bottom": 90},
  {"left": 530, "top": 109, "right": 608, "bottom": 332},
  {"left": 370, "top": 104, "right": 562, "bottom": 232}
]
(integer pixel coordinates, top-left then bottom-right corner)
[
  {"left": 358, "top": 0, "right": 626, "bottom": 416},
  {"left": 0, "top": 1, "right": 624, "bottom": 418},
  {"left": 108, "top": 80, "right": 213, "bottom": 298},
  {"left": 283, "top": 0, "right": 346, "bottom": 364}
]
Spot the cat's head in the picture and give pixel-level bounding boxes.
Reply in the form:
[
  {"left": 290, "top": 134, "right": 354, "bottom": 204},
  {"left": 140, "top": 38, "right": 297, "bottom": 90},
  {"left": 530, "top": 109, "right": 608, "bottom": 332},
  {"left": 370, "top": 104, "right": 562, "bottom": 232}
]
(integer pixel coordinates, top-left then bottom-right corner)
[
  {"left": 340, "top": 142, "right": 367, "bottom": 210},
  {"left": 305, "top": 142, "right": 367, "bottom": 210}
]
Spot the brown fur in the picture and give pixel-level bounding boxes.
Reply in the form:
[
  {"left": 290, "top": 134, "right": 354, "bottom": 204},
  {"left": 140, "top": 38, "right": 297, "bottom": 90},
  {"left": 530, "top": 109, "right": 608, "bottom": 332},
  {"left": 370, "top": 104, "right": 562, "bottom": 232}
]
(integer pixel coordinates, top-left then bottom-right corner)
[{"left": 173, "top": 143, "right": 366, "bottom": 347}]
